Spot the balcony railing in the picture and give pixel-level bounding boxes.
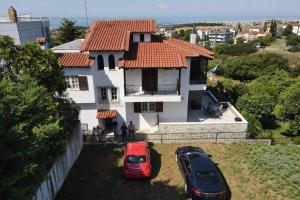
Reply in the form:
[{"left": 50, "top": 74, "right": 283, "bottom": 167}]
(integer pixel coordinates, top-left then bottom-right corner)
[{"left": 125, "top": 84, "right": 180, "bottom": 96}]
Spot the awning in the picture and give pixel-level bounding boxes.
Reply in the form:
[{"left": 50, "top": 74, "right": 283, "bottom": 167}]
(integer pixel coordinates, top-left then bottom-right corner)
[{"left": 96, "top": 110, "right": 117, "bottom": 119}]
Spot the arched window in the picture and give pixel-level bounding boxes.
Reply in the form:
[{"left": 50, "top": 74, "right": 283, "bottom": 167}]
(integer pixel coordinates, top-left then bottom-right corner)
[
  {"left": 140, "top": 34, "right": 144, "bottom": 42},
  {"left": 108, "top": 54, "right": 115, "bottom": 69},
  {"left": 97, "top": 55, "right": 104, "bottom": 70}
]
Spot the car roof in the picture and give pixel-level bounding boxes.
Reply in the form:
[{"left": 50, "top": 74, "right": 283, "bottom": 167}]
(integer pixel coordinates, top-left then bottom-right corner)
[
  {"left": 126, "top": 142, "right": 147, "bottom": 156},
  {"left": 188, "top": 153, "right": 217, "bottom": 172}
]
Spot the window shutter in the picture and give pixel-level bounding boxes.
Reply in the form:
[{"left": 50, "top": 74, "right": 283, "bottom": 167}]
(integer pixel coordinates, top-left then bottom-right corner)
[
  {"left": 134, "top": 102, "right": 141, "bottom": 113},
  {"left": 156, "top": 102, "right": 163, "bottom": 112},
  {"left": 79, "top": 76, "right": 89, "bottom": 91}
]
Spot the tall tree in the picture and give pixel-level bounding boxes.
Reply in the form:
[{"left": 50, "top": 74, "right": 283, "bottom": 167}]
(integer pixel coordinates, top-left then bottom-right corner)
[
  {"left": 270, "top": 19, "right": 277, "bottom": 37},
  {"left": 237, "top": 22, "right": 242, "bottom": 32},
  {"left": 282, "top": 24, "right": 293, "bottom": 36},
  {"left": 57, "top": 18, "right": 81, "bottom": 44},
  {"left": 0, "top": 36, "right": 79, "bottom": 199},
  {"left": 263, "top": 22, "right": 268, "bottom": 32}
]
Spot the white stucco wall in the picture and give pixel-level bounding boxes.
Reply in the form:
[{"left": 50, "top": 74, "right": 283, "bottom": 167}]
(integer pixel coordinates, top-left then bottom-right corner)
[
  {"left": 78, "top": 103, "right": 98, "bottom": 130},
  {"left": 132, "top": 33, "right": 151, "bottom": 42},
  {"left": 63, "top": 68, "right": 95, "bottom": 103},
  {"left": 90, "top": 51, "right": 127, "bottom": 131},
  {"left": 0, "top": 23, "right": 21, "bottom": 44}
]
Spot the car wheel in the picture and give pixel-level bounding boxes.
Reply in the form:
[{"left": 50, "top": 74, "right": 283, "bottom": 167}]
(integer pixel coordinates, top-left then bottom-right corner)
[{"left": 184, "top": 184, "right": 190, "bottom": 197}]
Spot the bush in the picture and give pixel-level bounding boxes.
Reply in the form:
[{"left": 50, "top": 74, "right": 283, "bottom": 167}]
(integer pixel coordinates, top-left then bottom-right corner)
[
  {"left": 242, "top": 112, "right": 263, "bottom": 139},
  {"left": 213, "top": 42, "right": 257, "bottom": 56},
  {"left": 218, "top": 53, "right": 289, "bottom": 81},
  {"left": 293, "top": 136, "right": 300, "bottom": 145}
]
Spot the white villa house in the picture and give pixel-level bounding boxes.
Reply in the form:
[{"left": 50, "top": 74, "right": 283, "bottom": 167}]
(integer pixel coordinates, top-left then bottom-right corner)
[{"left": 53, "top": 19, "right": 247, "bottom": 137}]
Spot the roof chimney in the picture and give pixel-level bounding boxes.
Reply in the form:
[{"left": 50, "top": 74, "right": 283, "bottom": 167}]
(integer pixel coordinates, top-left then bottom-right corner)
[
  {"left": 190, "top": 25, "right": 197, "bottom": 44},
  {"left": 8, "top": 6, "right": 18, "bottom": 22}
]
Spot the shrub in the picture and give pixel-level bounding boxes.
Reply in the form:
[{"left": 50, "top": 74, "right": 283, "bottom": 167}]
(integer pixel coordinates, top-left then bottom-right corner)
[{"left": 293, "top": 136, "right": 300, "bottom": 145}]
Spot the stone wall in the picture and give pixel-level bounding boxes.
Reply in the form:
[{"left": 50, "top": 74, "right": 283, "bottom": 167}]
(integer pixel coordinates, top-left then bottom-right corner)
[{"left": 159, "top": 122, "right": 248, "bottom": 135}]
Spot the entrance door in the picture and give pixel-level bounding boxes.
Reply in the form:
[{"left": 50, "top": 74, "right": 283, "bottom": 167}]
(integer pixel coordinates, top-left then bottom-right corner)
[{"left": 142, "top": 69, "right": 158, "bottom": 92}]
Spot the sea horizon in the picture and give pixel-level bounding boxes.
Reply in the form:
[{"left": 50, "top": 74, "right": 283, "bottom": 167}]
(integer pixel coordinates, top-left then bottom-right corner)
[{"left": 48, "top": 16, "right": 300, "bottom": 29}]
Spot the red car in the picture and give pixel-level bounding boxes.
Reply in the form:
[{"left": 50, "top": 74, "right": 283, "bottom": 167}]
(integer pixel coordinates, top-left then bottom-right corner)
[{"left": 122, "top": 142, "right": 151, "bottom": 178}]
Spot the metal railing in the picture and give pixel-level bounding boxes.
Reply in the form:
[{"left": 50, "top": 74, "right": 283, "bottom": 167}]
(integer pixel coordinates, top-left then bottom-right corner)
[{"left": 125, "top": 84, "right": 180, "bottom": 96}]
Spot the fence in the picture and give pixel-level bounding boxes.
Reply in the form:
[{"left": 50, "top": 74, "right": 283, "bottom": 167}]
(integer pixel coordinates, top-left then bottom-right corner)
[{"left": 33, "top": 123, "right": 83, "bottom": 200}]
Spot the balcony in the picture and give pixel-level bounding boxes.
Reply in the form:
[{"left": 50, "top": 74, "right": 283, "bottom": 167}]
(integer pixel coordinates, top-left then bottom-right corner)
[{"left": 124, "top": 83, "right": 181, "bottom": 102}]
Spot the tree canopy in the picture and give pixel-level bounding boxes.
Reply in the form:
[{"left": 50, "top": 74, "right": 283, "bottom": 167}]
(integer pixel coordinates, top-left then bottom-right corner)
[
  {"left": 0, "top": 36, "right": 78, "bottom": 199},
  {"left": 217, "top": 53, "right": 288, "bottom": 81},
  {"left": 56, "top": 18, "right": 83, "bottom": 44}
]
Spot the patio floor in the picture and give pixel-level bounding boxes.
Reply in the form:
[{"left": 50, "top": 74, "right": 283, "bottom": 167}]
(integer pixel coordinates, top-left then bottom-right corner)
[{"left": 187, "top": 108, "right": 238, "bottom": 123}]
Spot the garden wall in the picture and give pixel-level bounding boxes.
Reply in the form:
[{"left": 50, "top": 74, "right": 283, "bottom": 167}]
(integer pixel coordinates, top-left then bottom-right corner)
[{"left": 32, "top": 123, "right": 83, "bottom": 200}]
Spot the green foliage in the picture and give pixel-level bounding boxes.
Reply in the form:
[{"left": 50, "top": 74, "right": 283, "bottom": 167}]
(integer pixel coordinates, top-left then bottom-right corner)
[
  {"left": 286, "top": 34, "right": 300, "bottom": 46},
  {"left": 269, "top": 20, "right": 277, "bottom": 37},
  {"left": 235, "top": 37, "right": 245, "bottom": 45},
  {"left": 208, "top": 78, "right": 246, "bottom": 104},
  {"left": 218, "top": 53, "right": 288, "bottom": 81},
  {"left": 274, "top": 79, "right": 300, "bottom": 136},
  {"left": 237, "top": 93, "right": 276, "bottom": 121},
  {"left": 256, "top": 34, "right": 273, "bottom": 46},
  {"left": 57, "top": 18, "right": 82, "bottom": 44},
  {"left": 242, "top": 112, "right": 263, "bottom": 139},
  {"left": 293, "top": 136, "right": 300, "bottom": 145},
  {"left": 0, "top": 36, "right": 79, "bottom": 199},
  {"left": 282, "top": 24, "right": 293, "bottom": 36},
  {"left": 239, "top": 144, "right": 300, "bottom": 199},
  {"left": 213, "top": 42, "right": 257, "bottom": 57},
  {"left": 172, "top": 29, "right": 200, "bottom": 42}
]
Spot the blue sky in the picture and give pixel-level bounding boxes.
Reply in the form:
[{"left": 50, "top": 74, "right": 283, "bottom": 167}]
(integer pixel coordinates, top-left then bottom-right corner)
[{"left": 0, "top": 0, "right": 299, "bottom": 18}]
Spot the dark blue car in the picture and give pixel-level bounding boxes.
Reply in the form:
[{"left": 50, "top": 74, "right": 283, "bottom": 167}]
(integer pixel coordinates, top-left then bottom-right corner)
[{"left": 175, "top": 146, "right": 226, "bottom": 200}]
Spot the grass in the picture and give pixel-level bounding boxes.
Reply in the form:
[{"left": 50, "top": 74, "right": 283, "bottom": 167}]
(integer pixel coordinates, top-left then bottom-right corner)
[{"left": 55, "top": 144, "right": 300, "bottom": 200}]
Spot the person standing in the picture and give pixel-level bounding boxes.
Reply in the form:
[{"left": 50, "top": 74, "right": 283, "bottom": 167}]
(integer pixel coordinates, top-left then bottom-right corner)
[
  {"left": 128, "top": 121, "right": 135, "bottom": 141},
  {"left": 121, "top": 122, "right": 128, "bottom": 141},
  {"left": 112, "top": 120, "right": 118, "bottom": 140}
]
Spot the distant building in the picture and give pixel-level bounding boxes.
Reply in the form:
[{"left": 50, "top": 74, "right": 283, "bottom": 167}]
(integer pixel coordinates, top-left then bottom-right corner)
[
  {"left": 235, "top": 32, "right": 267, "bottom": 43},
  {"left": 208, "top": 30, "right": 234, "bottom": 46},
  {"left": 0, "top": 7, "right": 50, "bottom": 48},
  {"left": 291, "top": 23, "right": 300, "bottom": 35}
]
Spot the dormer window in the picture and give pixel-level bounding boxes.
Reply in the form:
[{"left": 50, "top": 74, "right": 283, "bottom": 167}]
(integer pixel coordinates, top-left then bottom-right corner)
[
  {"left": 140, "top": 34, "right": 144, "bottom": 42},
  {"left": 108, "top": 54, "right": 115, "bottom": 70},
  {"left": 97, "top": 55, "right": 104, "bottom": 70}
]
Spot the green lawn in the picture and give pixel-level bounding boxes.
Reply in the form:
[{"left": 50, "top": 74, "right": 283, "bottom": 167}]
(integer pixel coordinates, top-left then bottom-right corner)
[{"left": 55, "top": 144, "right": 300, "bottom": 200}]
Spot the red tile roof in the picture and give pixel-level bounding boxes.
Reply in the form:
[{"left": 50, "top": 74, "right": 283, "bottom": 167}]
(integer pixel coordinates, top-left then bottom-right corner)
[
  {"left": 58, "top": 53, "right": 94, "bottom": 68},
  {"left": 118, "top": 39, "right": 213, "bottom": 69},
  {"left": 81, "top": 19, "right": 156, "bottom": 52},
  {"left": 96, "top": 110, "right": 117, "bottom": 119},
  {"left": 36, "top": 37, "right": 47, "bottom": 44}
]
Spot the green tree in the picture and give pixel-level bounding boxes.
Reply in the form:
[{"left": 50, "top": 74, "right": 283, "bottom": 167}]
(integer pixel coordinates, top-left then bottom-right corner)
[
  {"left": 237, "top": 22, "right": 242, "bottom": 32},
  {"left": 0, "top": 36, "right": 79, "bottom": 199},
  {"left": 286, "top": 34, "right": 300, "bottom": 46},
  {"left": 236, "top": 37, "right": 245, "bottom": 45},
  {"left": 263, "top": 22, "right": 268, "bottom": 32},
  {"left": 282, "top": 24, "right": 293, "bottom": 36},
  {"left": 237, "top": 93, "right": 276, "bottom": 121},
  {"left": 274, "top": 79, "right": 300, "bottom": 136},
  {"left": 1, "top": 36, "right": 66, "bottom": 94},
  {"left": 57, "top": 18, "right": 81, "bottom": 44},
  {"left": 270, "top": 20, "right": 277, "bottom": 37}
]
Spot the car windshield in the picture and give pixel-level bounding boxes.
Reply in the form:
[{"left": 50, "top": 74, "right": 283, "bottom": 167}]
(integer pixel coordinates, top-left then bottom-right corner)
[
  {"left": 127, "top": 156, "right": 146, "bottom": 163},
  {"left": 195, "top": 171, "right": 221, "bottom": 184}
]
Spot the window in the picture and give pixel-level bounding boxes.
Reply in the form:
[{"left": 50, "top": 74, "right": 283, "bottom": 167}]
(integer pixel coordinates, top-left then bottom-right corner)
[
  {"left": 140, "top": 34, "right": 144, "bottom": 42},
  {"left": 97, "top": 55, "right": 104, "bottom": 70},
  {"left": 111, "top": 87, "right": 118, "bottom": 100},
  {"left": 98, "top": 87, "right": 119, "bottom": 102},
  {"left": 108, "top": 55, "right": 115, "bottom": 69},
  {"left": 66, "top": 76, "right": 79, "bottom": 89},
  {"left": 141, "top": 102, "right": 155, "bottom": 112},
  {"left": 100, "top": 87, "right": 107, "bottom": 100},
  {"left": 127, "top": 156, "right": 146, "bottom": 163}
]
